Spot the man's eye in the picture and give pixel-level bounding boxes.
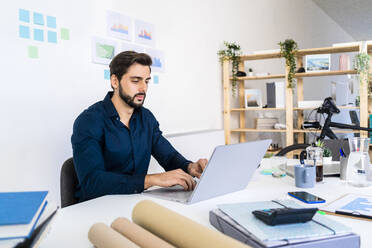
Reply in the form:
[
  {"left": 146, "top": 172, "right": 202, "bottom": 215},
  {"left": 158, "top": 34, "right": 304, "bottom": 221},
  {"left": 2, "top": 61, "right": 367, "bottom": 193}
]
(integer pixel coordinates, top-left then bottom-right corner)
[
  {"left": 132, "top": 80, "right": 139, "bottom": 83},
  {"left": 145, "top": 80, "right": 150, "bottom": 84}
]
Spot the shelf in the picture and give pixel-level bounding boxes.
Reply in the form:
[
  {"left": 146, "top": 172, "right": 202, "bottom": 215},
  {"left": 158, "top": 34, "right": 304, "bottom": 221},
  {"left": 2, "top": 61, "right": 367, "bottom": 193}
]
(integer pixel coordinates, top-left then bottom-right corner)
[
  {"left": 296, "top": 45, "right": 360, "bottom": 56},
  {"left": 293, "top": 106, "right": 359, "bottom": 110},
  {"left": 231, "top": 108, "right": 285, "bottom": 111},
  {"left": 231, "top": 128, "right": 287, "bottom": 133},
  {"left": 241, "top": 53, "right": 281, "bottom": 61},
  {"left": 240, "top": 45, "right": 360, "bottom": 61},
  {"left": 295, "top": 70, "right": 357, "bottom": 78},
  {"left": 233, "top": 74, "right": 285, "bottom": 80},
  {"left": 293, "top": 129, "right": 364, "bottom": 134}
]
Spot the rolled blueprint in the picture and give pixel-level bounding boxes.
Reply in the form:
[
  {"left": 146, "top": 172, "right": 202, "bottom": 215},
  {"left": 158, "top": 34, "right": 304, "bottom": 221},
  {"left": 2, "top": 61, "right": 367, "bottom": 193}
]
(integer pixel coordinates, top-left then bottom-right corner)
[
  {"left": 88, "top": 222, "right": 140, "bottom": 248},
  {"left": 111, "top": 217, "right": 175, "bottom": 248},
  {"left": 132, "top": 200, "right": 251, "bottom": 248}
]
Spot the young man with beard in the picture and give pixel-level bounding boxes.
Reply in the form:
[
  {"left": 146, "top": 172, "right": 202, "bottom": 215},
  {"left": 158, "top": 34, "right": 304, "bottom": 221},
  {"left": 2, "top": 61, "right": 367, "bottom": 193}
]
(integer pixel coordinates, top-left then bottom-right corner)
[{"left": 71, "top": 51, "right": 207, "bottom": 202}]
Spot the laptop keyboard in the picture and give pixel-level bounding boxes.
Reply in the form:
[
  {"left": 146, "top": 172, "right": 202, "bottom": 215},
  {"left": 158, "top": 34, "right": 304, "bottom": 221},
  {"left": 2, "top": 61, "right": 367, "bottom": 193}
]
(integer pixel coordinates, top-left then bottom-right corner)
[{"left": 144, "top": 180, "right": 198, "bottom": 203}]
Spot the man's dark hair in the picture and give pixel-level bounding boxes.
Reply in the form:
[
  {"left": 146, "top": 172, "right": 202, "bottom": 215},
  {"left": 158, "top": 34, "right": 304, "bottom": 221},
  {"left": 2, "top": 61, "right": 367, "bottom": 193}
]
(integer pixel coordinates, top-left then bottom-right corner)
[{"left": 109, "top": 51, "right": 152, "bottom": 83}]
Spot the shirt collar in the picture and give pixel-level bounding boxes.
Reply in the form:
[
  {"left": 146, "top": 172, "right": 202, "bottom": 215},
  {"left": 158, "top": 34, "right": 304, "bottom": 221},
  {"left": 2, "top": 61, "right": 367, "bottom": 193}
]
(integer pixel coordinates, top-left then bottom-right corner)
[
  {"left": 103, "top": 91, "right": 119, "bottom": 118},
  {"left": 103, "top": 91, "right": 142, "bottom": 119}
]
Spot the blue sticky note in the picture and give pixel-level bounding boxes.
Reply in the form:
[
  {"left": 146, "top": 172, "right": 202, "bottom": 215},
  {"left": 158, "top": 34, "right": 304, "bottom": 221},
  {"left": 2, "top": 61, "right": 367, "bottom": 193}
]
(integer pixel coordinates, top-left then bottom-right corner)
[
  {"left": 33, "top": 12, "right": 44, "bottom": 25},
  {"left": 19, "top": 9, "right": 30, "bottom": 23},
  {"left": 34, "top": 29, "right": 44, "bottom": 41},
  {"left": 46, "top": 16, "right": 56, "bottom": 28},
  {"left": 47, "top": 31, "right": 57, "bottom": 43},
  {"left": 104, "top": 69, "right": 110, "bottom": 80},
  {"left": 153, "top": 75, "right": 159, "bottom": 84},
  {"left": 19, "top": 25, "right": 30, "bottom": 39}
]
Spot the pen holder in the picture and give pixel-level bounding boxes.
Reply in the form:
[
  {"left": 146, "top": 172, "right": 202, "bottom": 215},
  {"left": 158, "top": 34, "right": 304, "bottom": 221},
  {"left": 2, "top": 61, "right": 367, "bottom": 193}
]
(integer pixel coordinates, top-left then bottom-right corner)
[{"left": 340, "top": 156, "right": 349, "bottom": 181}]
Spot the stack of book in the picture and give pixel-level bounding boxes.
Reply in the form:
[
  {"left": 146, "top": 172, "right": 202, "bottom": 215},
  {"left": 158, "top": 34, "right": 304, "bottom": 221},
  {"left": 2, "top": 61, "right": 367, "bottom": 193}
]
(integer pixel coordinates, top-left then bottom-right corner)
[
  {"left": 255, "top": 118, "right": 278, "bottom": 129},
  {"left": 0, "top": 191, "right": 57, "bottom": 247}
]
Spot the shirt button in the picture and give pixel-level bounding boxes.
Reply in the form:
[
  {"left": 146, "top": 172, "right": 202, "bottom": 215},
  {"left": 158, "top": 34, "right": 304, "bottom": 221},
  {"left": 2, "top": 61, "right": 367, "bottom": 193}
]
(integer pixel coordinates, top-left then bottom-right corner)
[
  {"left": 116, "top": 117, "right": 119, "bottom": 120},
  {"left": 134, "top": 190, "right": 138, "bottom": 193}
]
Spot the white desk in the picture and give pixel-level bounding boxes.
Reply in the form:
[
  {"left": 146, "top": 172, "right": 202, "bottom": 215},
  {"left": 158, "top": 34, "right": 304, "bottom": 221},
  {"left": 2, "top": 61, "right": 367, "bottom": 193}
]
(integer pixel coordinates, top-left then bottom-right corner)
[{"left": 41, "top": 159, "right": 372, "bottom": 248}]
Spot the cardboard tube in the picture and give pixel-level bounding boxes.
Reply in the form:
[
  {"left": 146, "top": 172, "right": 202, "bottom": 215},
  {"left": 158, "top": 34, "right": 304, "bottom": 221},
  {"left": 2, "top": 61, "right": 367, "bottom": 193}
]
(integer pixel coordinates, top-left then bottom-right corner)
[
  {"left": 88, "top": 222, "right": 140, "bottom": 248},
  {"left": 111, "top": 217, "right": 175, "bottom": 248},
  {"left": 132, "top": 200, "right": 251, "bottom": 248}
]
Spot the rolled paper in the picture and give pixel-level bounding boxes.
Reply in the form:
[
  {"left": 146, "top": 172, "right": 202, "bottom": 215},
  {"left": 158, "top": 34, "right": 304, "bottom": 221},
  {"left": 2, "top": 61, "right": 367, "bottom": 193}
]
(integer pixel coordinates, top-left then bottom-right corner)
[
  {"left": 111, "top": 217, "right": 175, "bottom": 248},
  {"left": 132, "top": 200, "right": 251, "bottom": 248},
  {"left": 88, "top": 222, "right": 140, "bottom": 248}
]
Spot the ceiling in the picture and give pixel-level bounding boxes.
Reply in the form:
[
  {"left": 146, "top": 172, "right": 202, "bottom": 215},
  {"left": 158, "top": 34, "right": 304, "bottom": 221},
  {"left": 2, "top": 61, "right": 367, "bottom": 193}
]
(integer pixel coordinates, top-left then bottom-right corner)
[{"left": 312, "top": 0, "right": 372, "bottom": 41}]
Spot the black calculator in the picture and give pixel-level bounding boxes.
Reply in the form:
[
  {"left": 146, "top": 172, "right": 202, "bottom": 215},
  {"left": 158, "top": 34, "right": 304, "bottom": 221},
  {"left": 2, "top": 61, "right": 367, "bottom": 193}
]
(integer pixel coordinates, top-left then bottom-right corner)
[{"left": 252, "top": 207, "right": 318, "bottom": 226}]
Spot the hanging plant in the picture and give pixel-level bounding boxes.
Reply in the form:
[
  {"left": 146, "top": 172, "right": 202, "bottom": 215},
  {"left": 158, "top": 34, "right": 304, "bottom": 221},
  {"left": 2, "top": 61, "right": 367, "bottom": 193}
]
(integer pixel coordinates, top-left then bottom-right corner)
[
  {"left": 218, "top": 41, "right": 242, "bottom": 96},
  {"left": 279, "top": 39, "right": 298, "bottom": 89},
  {"left": 354, "top": 52, "right": 371, "bottom": 91}
]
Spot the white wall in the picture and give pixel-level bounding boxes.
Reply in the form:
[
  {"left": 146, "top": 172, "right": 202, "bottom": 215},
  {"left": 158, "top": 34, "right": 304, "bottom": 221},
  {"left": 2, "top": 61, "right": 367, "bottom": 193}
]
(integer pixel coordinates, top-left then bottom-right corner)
[{"left": 0, "top": 0, "right": 354, "bottom": 204}]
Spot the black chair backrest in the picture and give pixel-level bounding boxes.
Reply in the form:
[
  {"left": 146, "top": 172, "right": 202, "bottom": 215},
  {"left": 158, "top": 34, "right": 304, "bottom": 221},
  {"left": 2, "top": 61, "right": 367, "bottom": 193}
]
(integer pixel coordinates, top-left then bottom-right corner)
[{"left": 60, "top": 158, "right": 79, "bottom": 208}]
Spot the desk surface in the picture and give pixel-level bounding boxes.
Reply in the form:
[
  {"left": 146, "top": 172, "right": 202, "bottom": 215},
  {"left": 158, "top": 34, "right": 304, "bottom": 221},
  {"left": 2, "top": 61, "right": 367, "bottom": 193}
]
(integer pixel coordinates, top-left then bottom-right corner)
[{"left": 41, "top": 159, "right": 372, "bottom": 248}]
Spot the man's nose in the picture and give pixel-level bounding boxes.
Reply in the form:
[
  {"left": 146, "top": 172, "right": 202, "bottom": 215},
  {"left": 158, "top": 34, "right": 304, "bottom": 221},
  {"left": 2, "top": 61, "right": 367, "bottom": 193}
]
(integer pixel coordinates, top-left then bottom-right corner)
[{"left": 139, "top": 81, "right": 147, "bottom": 92}]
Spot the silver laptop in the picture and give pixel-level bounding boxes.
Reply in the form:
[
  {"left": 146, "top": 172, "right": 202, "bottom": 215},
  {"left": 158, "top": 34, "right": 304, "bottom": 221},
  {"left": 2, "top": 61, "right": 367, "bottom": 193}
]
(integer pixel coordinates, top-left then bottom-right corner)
[{"left": 143, "top": 139, "right": 271, "bottom": 204}]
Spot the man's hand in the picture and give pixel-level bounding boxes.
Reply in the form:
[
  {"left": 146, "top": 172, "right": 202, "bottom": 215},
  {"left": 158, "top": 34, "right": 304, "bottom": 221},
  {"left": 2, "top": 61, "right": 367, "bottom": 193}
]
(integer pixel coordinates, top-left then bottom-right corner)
[
  {"left": 144, "top": 169, "right": 196, "bottom": 191},
  {"left": 187, "top": 158, "right": 208, "bottom": 178}
]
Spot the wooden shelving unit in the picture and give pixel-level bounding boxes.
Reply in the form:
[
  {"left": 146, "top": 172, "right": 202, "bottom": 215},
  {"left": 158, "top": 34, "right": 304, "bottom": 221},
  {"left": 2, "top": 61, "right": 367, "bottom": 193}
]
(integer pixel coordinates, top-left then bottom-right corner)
[{"left": 222, "top": 43, "right": 370, "bottom": 147}]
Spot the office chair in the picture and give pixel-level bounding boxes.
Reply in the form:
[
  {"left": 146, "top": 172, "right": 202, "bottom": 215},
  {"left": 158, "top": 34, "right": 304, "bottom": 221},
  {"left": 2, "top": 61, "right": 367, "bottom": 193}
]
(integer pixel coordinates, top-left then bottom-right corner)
[{"left": 60, "top": 157, "right": 79, "bottom": 208}]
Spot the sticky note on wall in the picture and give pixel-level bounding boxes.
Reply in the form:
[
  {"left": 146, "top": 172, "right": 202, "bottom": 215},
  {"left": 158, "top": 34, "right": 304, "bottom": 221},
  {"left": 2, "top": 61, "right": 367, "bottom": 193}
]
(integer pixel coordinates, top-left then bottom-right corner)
[
  {"left": 19, "top": 9, "right": 30, "bottom": 23},
  {"left": 28, "top": 46, "right": 38, "bottom": 58},
  {"left": 104, "top": 69, "right": 110, "bottom": 80},
  {"left": 153, "top": 75, "right": 159, "bottom": 84},
  {"left": 19, "top": 25, "right": 30, "bottom": 39},
  {"left": 47, "top": 31, "right": 57, "bottom": 43},
  {"left": 33, "top": 12, "right": 44, "bottom": 25},
  {"left": 34, "top": 29, "right": 44, "bottom": 41},
  {"left": 46, "top": 16, "right": 56, "bottom": 28},
  {"left": 60, "top": 28, "right": 70, "bottom": 40}
]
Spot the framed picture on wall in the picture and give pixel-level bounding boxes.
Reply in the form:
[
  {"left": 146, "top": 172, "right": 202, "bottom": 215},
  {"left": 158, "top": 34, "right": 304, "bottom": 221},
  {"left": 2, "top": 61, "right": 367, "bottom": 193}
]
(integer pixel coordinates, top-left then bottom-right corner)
[
  {"left": 244, "top": 89, "right": 262, "bottom": 108},
  {"left": 91, "top": 37, "right": 119, "bottom": 65},
  {"left": 305, "top": 54, "right": 331, "bottom": 72}
]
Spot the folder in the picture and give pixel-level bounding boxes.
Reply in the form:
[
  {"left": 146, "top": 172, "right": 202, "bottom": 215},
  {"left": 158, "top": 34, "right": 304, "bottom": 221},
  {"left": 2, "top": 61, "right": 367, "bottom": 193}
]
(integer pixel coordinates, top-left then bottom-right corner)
[
  {"left": 0, "top": 191, "right": 48, "bottom": 240},
  {"left": 213, "top": 200, "right": 358, "bottom": 247}
]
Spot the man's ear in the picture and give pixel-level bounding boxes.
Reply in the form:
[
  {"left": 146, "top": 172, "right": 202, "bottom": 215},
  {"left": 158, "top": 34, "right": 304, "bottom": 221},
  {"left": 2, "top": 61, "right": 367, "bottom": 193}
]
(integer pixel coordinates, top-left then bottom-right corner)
[{"left": 110, "top": 74, "right": 119, "bottom": 90}]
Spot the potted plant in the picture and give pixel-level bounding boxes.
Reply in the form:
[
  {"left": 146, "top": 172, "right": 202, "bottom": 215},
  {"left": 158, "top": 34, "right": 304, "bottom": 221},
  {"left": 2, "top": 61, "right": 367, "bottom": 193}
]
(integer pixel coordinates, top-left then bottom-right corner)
[
  {"left": 354, "top": 52, "right": 370, "bottom": 92},
  {"left": 248, "top": 68, "right": 253, "bottom": 77},
  {"left": 218, "top": 41, "right": 242, "bottom": 96},
  {"left": 315, "top": 140, "right": 332, "bottom": 164},
  {"left": 278, "top": 39, "right": 298, "bottom": 89}
]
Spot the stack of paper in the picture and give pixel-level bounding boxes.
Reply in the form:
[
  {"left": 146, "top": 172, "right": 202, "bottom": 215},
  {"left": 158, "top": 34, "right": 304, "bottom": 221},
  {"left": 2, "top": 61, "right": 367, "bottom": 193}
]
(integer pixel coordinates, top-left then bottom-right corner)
[{"left": 0, "top": 191, "right": 48, "bottom": 241}]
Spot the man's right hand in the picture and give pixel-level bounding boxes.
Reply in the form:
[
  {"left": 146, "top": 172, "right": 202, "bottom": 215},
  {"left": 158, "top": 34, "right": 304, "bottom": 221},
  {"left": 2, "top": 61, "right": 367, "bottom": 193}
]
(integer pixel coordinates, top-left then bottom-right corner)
[{"left": 144, "top": 169, "right": 196, "bottom": 191}]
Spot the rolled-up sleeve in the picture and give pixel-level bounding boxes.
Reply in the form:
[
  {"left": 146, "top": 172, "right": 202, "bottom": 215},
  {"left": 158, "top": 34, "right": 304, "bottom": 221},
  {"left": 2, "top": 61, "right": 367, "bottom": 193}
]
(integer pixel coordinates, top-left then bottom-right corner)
[{"left": 71, "top": 112, "right": 145, "bottom": 201}]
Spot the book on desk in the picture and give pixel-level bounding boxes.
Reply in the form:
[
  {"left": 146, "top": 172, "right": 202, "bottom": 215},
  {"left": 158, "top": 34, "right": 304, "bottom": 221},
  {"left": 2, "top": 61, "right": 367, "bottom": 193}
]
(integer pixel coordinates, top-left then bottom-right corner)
[
  {"left": 0, "top": 191, "right": 48, "bottom": 241},
  {"left": 209, "top": 199, "right": 360, "bottom": 248}
]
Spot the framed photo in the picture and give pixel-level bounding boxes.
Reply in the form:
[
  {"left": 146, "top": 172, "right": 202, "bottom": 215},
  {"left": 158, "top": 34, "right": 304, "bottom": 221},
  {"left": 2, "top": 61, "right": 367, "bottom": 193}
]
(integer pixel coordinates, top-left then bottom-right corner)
[
  {"left": 244, "top": 89, "right": 262, "bottom": 108},
  {"left": 91, "top": 37, "right": 119, "bottom": 65},
  {"left": 305, "top": 54, "right": 330, "bottom": 72},
  {"left": 106, "top": 11, "right": 132, "bottom": 41}
]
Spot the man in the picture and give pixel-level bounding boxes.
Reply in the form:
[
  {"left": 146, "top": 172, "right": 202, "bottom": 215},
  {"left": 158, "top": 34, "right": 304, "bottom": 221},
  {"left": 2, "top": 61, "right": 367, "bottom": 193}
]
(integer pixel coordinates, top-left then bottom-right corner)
[{"left": 71, "top": 51, "right": 207, "bottom": 202}]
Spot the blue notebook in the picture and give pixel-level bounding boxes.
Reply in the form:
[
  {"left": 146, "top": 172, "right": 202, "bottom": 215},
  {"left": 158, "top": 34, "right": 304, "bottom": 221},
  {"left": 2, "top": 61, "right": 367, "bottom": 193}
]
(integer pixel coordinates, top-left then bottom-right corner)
[{"left": 0, "top": 191, "right": 48, "bottom": 225}]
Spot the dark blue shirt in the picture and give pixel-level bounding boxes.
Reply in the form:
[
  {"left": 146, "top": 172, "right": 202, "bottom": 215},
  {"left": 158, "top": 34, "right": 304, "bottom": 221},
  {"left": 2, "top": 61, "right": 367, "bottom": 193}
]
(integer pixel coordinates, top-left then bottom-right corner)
[{"left": 71, "top": 92, "right": 191, "bottom": 201}]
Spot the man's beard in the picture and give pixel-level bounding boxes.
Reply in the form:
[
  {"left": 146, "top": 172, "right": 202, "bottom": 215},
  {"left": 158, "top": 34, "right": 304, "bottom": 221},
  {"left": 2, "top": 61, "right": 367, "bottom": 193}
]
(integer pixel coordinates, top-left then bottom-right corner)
[{"left": 118, "top": 84, "right": 146, "bottom": 109}]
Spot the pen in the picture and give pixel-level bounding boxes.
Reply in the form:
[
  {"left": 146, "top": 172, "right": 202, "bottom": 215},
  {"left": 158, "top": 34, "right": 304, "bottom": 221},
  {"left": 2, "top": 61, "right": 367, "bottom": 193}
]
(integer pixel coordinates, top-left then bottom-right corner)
[
  {"left": 335, "top": 210, "right": 372, "bottom": 220},
  {"left": 339, "top": 148, "right": 345, "bottom": 158}
]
